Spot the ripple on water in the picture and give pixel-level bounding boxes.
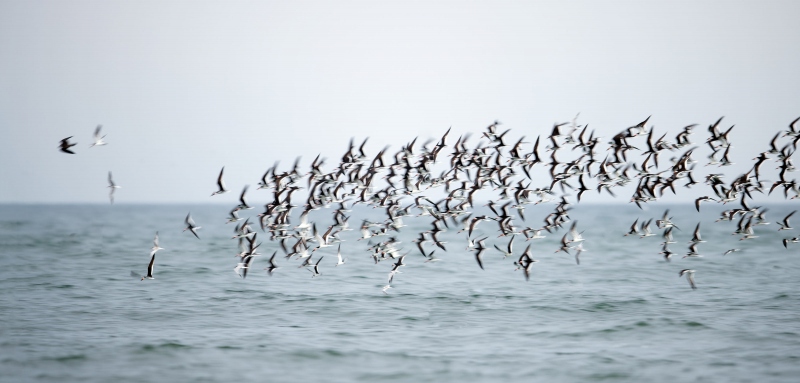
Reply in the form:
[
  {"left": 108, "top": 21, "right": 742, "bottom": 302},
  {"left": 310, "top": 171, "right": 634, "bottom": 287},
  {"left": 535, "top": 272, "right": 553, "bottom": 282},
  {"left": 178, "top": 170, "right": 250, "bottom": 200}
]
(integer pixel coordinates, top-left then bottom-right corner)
[
  {"left": 42, "top": 354, "right": 87, "bottom": 363},
  {"left": 585, "top": 298, "right": 648, "bottom": 313},
  {"left": 138, "top": 342, "right": 193, "bottom": 354}
]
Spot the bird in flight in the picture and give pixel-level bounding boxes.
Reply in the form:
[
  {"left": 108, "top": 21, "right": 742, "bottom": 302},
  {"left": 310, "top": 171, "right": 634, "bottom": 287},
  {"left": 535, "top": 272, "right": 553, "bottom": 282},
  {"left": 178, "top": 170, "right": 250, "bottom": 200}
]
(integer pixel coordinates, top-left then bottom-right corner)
[{"left": 59, "top": 136, "right": 77, "bottom": 154}]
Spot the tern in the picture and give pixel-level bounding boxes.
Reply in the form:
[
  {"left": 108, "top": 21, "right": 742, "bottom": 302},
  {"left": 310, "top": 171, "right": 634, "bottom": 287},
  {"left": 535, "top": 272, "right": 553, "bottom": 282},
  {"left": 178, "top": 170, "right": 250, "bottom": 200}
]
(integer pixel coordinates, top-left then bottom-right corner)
[
  {"left": 107, "top": 171, "right": 121, "bottom": 204},
  {"left": 211, "top": 167, "right": 228, "bottom": 196},
  {"left": 573, "top": 242, "right": 585, "bottom": 265},
  {"left": 59, "top": 136, "right": 77, "bottom": 154},
  {"left": 150, "top": 231, "right": 164, "bottom": 256},
  {"left": 183, "top": 213, "right": 201, "bottom": 239},
  {"left": 89, "top": 125, "right": 107, "bottom": 148},
  {"left": 679, "top": 269, "right": 697, "bottom": 290},
  {"left": 335, "top": 244, "right": 347, "bottom": 266}
]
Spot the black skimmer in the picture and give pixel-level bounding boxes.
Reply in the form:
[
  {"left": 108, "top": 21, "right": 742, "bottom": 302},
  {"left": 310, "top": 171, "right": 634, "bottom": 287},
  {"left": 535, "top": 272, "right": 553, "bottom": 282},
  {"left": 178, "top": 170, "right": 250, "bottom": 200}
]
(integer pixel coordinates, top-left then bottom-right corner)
[
  {"left": 778, "top": 211, "right": 796, "bottom": 231},
  {"left": 388, "top": 255, "right": 406, "bottom": 283},
  {"left": 59, "top": 136, "right": 77, "bottom": 154},
  {"left": 134, "top": 253, "right": 156, "bottom": 281},
  {"left": 473, "top": 236, "right": 488, "bottom": 270},
  {"left": 237, "top": 185, "right": 252, "bottom": 210},
  {"left": 211, "top": 167, "right": 228, "bottom": 196},
  {"left": 515, "top": 245, "right": 538, "bottom": 281},
  {"left": 695, "top": 196, "right": 716, "bottom": 212},
  {"left": 689, "top": 223, "right": 705, "bottom": 244},
  {"left": 494, "top": 236, "right": 514, "bottom": 258},
  {"left": 183, "top": 213, "right": 201, "bottom": 239},
  {"left": 624, "top": 218, "right": 640, "bottom": 236},
  {"left": 309, "top": 256, "right": 323, "bottom": 277},
  {"left": 264, "top": 251, "right": 279, "bottom": 275},
  {"left": 684, "top": 243, "right": 703, "bottom": 258}
]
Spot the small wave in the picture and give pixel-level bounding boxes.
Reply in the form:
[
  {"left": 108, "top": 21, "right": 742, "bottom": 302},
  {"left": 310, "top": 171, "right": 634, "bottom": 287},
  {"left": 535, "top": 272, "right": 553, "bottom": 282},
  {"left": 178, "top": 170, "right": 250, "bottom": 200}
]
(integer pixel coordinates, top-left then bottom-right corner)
[
  {"left": 43, "top": 354, "right": 87, "bottom": 363},
  {"left": 587, "top": 371, "right": 630, "bottom": 380},
  {"left": 139, "top": 342, "right": 192, "bottom": 352},
  {"left": 216, "top": 345, "right": 242, "bottom": 350},
  {"left": 585, "top": 298, "right": 648, "bottom": 312},
  {"left": 683, "top": 321, "right": 707, "bottom": 328}
]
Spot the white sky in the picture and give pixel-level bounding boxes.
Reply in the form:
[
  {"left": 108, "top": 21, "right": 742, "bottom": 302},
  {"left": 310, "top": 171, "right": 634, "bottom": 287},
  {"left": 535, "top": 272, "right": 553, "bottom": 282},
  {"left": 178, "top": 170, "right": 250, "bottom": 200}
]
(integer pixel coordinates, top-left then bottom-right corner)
[{"left": 1, "top": 1, "right": 799, "bottom": 203}]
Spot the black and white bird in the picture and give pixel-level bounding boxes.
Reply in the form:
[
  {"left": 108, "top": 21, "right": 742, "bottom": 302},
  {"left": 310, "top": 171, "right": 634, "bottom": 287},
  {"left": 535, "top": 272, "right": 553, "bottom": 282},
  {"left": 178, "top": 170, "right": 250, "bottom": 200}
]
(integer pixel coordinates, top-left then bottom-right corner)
[
  {"left": 131, "top": 252, "right": 157, "bottom": 281},
  {"left": 107, "top": 171, "right": 121, "bottom": 204},
  {"left": 237, "top": 185, "right": 252, "bottom": 210},
  {"left": 211, "top": 167, "right": 229, "bottom": 196},
  {"left": 515, "top": 245, "right": 538, "bottom": 281},
  {"left": 150, "top": 232, "right": 164, "bottom": 256},
  {"left": 472, "top": 236, "right": 488, "bottom": 270},
  {"left": 89, "top": 125, "right": 107, "bottom": 148},
  {"left": 679, "top": 269, "right": 697, "bottom": 290},
  {"left": 494, "top": 236, "right": 514, "bottom": 258},
  {"left": 335, "top": 244, "right": 347, "bottom": 266},
  {"left": 309, "top": 256, "right": 324, "bottom": 277},
  {"left": 183, "top": 213, "right": 201, "bottom": 239},
  {"left": 778, "top": 211, "right": 796, "bottom": 231},
  {"left": 723, "top": 248, "right": 741, "bottom": 256},
  {"left": 264, "top": 251, "right": 279, "bottom": 275},
  {"left": 388, "top": 255, "right": 406, "bottom": 283}
]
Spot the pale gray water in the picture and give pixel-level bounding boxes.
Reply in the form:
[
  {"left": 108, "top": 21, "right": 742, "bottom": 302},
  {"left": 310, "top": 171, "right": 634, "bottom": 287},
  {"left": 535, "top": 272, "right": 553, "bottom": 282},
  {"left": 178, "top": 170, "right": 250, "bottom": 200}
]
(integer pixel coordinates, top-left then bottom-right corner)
[{"left": 2, "top": 203, "right": 800, "bottom": 382}]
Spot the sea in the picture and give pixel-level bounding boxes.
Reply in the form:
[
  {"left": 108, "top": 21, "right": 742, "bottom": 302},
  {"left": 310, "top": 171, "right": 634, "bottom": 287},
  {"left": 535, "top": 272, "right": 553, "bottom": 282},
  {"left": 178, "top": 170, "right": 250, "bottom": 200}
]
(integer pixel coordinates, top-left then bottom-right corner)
[{"left": 1, "top": 202, "right": 799, "bottom": 383}]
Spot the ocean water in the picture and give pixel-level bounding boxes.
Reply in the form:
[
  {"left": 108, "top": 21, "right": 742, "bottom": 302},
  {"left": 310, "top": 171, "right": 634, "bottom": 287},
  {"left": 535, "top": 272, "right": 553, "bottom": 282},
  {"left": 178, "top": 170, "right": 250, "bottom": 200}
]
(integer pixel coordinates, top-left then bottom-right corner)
[{"left": 1, "top": 202, "right": 799, "bottom": 383}]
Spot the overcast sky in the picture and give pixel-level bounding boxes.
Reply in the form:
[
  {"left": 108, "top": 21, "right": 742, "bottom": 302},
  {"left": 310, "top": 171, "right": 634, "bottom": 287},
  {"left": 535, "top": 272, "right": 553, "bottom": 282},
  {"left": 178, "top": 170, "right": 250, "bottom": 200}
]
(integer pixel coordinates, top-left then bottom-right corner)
[{"left": 1, "top": 1, "right": 798, "bottom": 204}]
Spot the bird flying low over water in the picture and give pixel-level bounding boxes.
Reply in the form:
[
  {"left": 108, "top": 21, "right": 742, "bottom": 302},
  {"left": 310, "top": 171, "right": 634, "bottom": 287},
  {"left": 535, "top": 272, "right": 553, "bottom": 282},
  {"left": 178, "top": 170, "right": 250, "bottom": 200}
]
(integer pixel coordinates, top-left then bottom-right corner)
[
  {"left": 59, "top": 136, "right": 77, "bottom": 154},
  {"left": 95, "top": 114, "right": 800, "bottom": 293},
  {"left": 679, "top": 269, "right": 696, "bottom": 290},
  {"left": 150, "top": 232, "right": 164, "bottom": 256},
  {"left": 131, "top": 247, "right": 157, "bottom": 281},
  {"left": 184, "top": 213, "right": 201, "bottom": 239},
  {"left": 264, "top": 251, "right": 279, "bottom": 275},
  {"left": 778, "top": 211, "right": 796, "bottom": 231}
]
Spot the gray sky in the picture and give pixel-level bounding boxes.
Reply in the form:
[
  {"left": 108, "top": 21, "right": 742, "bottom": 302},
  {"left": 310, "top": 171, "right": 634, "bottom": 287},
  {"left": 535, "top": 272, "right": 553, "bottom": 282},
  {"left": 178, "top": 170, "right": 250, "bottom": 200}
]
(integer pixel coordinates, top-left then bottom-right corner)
[{"left": 1, "top": 1, "right": 799, "bottom": 204}]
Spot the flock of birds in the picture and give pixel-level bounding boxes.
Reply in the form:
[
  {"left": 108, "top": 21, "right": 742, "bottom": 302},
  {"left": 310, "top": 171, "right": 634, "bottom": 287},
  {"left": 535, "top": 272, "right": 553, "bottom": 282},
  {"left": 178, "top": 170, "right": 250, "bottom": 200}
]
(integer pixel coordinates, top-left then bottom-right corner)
[{"left": 59, "top": 116, "right": 800, "bottom": 292}]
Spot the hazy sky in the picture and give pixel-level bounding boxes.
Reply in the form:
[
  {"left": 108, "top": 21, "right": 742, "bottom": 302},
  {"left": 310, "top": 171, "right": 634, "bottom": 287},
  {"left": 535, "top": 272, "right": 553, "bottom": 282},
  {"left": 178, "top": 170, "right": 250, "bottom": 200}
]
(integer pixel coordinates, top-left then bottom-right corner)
[{"left": 1, "top": 1, "right": 799, "bottom": 204}]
